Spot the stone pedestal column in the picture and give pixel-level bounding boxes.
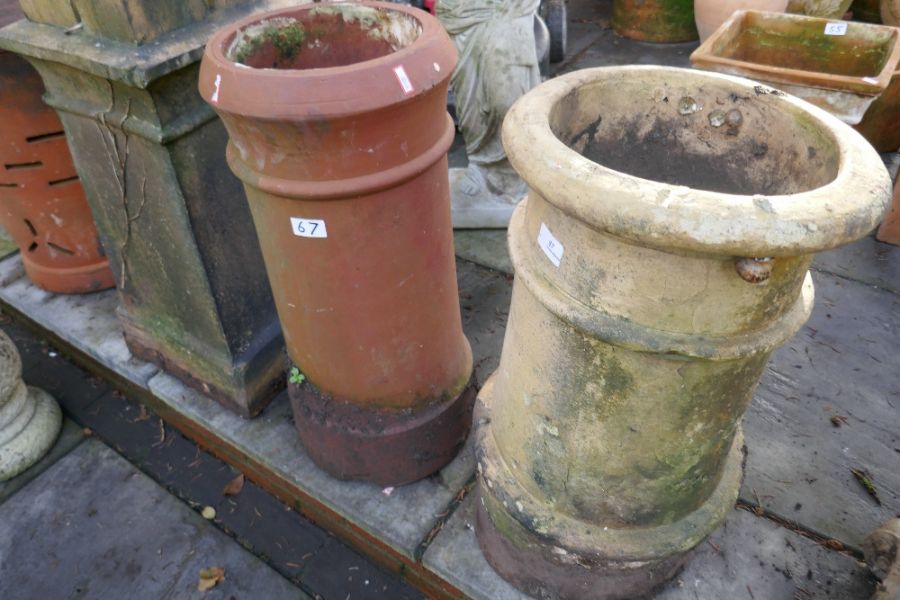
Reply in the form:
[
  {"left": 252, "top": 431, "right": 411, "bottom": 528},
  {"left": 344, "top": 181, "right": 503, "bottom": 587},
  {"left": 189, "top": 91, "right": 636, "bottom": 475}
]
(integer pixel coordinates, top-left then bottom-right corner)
[
  {"left": 0, "top": 0, "right": 298, "bottom": 416},
  {"left": 0, "top": 329, "right": 61, "bottom": 481}
]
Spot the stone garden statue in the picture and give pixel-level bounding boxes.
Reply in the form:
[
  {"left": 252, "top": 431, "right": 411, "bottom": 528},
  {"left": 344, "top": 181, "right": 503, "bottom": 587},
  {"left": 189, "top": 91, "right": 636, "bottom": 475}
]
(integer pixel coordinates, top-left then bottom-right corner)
[
  {"left": 437, "top": 0, "right": 542, "bottom": 228},
  {"left": 0, "top": 329, "right": 61, "bottom": 481}
]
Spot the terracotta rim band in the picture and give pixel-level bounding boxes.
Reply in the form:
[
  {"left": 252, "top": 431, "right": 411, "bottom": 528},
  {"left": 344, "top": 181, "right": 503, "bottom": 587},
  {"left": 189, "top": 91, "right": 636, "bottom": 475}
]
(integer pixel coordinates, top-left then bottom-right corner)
[{"left": 224, "top": 113, "right": 455, "bottom": 200}]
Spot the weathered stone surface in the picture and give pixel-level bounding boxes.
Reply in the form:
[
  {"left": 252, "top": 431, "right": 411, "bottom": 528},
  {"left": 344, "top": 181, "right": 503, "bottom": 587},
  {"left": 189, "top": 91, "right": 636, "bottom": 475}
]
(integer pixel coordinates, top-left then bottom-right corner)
[
  {"left": 0, "top": 439, "right": 308, "bottom": 599},
  {"left": 742, "top": 270, "right": 900, "bottom": 551},
  {"left": 0, "top": 254, "right": 158, "bottom": 387},
  {"left": 0, "top": 327, "right": 62, "bottom": 481},
  {"left": 0, "top": 418, "right": 83, "bottom": 504},
  {"left": 813, "top": 235, "right": 900, "bottom": 293},
  {"left": 16, "top": 0, "right": 77, "bottom": 28},
  {"left": 454, "top": 231, "right": 513, "bottom": 275},
  {"left": 437, "top": 0, "right": 540, "bottom": 228}
]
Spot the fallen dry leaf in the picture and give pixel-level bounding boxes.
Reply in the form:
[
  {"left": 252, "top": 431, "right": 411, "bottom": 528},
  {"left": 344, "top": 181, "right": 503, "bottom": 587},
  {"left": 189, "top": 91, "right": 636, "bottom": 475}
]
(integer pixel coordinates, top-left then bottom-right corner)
[
  {"left": 223, "top": 474, "right": 245, "bottom": 497},
  {"left": 197, "top": 567, "right": 225, "bottom": 591},
  {"left": 132, "top": 405, "right": 150, "bottom": 423}
]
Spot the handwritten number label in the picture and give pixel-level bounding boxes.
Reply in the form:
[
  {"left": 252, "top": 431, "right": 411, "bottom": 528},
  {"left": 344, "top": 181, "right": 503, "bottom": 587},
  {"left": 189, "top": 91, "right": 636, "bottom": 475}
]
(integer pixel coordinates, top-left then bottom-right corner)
[
  {"left": 538, "top": 223, "right": 564, "bottom": 267},
  {"left": 824, "top": 22, "right": 848, "bottom": 36},
  {"left": 291, "top": 218, "right": 328, "bottom": 239}
]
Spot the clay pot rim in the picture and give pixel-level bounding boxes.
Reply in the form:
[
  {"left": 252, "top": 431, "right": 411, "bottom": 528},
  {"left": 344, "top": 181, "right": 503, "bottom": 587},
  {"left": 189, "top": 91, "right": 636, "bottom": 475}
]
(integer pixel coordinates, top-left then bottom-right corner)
[
  {"left": 199, "top": 1, "right": 456, "bottom": 120},
  {"left": 503, "top": 65, "right": 891, "bottom": 258},
  {"left": 692, "top": 11, "right": 900, "bottom": 97}
]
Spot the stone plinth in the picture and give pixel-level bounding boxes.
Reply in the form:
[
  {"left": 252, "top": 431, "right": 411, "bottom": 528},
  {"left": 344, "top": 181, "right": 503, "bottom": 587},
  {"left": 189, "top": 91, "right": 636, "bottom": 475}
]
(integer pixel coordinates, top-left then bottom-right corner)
[{"left": 0, "top": 1, "right": 300, "bottom": 416}]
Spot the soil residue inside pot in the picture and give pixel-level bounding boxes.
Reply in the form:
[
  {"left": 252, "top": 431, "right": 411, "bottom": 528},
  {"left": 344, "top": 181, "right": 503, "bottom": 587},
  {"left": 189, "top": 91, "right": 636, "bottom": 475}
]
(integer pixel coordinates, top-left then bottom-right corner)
[
  {"left": 227, "top": 6, "right": 422, "bottom": 70},
  {"left": 578, "top": 116, "right": 779, "bottom": 195},
  {"left": 554, "top": 84, "right": 839, "bottom": 197}
]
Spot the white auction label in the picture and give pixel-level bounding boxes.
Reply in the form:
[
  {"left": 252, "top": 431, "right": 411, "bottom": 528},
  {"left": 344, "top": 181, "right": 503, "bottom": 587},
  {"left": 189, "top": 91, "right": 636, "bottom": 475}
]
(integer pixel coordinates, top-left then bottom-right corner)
[
  {"left": 824, "top": 22, "right": 848, "bottom": 35},
  {"left": 393, "top": 65, "right": 415, "bottom": 96},
  {"left": 538, "top": 223, "right": 564, "bottom": 267},
  {"left": 291, "top": 217, "right": 327, "bottom": 239}
]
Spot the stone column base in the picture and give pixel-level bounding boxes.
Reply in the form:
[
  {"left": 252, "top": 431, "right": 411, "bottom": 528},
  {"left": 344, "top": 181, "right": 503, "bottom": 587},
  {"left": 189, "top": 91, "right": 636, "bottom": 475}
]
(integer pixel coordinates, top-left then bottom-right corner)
[{"left": 0, "top": 385, "right": 62, "bottom": 481}]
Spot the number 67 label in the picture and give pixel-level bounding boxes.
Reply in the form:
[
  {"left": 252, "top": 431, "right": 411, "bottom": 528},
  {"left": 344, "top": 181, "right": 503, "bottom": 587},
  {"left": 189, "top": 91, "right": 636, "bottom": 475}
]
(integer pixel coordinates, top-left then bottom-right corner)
[{"left": 291, "top": 217, "right": 328, "bottom": 239}]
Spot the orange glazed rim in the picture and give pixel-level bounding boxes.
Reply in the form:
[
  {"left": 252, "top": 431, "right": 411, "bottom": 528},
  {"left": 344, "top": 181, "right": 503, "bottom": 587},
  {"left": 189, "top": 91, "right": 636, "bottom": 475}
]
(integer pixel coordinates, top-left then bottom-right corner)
[{"left": 199, "top": 1, "right": 456, "bottom": 120}]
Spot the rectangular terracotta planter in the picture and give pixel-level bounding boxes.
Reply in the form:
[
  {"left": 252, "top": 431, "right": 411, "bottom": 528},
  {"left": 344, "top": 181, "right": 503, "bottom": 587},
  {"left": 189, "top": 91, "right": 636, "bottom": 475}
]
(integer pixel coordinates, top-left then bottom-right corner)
[
  {"left": 691, "top": 10, "right": 900, "bottom": 124},
  {"left": 0, "top": 1, "right": 295, "bottom": 417}
]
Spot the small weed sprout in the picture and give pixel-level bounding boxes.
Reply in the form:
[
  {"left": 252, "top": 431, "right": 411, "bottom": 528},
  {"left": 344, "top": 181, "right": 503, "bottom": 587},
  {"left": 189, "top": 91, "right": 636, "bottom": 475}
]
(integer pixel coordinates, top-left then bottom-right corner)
[{"left": 289, "top": 367, "right": 306, "bottom": 385}]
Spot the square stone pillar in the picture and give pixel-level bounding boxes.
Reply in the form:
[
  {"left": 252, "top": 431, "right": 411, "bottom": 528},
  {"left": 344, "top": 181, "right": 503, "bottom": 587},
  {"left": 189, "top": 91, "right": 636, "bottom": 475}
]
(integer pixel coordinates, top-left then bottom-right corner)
[{"left": 0, "top": 0, "right": 300, "bottom": 416}]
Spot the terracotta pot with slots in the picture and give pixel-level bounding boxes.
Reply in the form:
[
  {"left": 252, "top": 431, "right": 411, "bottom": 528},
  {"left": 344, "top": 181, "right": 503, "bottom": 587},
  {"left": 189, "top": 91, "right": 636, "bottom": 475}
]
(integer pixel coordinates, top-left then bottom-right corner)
[
  {"left": 0, "top": 49, "right": 113, "bottom": 294},
  {"left": 199, "top": 1, "right": 475, "bottom": 486}
]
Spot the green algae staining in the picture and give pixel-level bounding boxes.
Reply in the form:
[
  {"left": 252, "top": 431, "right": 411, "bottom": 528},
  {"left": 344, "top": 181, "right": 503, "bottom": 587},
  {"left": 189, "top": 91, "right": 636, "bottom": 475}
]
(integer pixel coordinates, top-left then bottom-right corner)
[{"left": 229, "top": 18, "right": 307, "bottom": 64}]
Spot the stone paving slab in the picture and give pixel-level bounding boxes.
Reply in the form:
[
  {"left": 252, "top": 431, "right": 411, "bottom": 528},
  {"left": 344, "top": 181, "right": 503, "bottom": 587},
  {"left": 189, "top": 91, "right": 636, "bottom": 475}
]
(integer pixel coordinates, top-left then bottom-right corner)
[
  {"left": 743, "top": 270, "right": 900, "bottom": 550},
  {"left": 0, "top": 254, "right": 159, "bottom": 387},
  {"left": 0, "top": 439, "right": 307, "bottom": 600},
  {"left": 0, "top": 418, "right": 83, "bottom": 505},
  {"left": 813, "top": 237, "right": 900, "bottom": 293},
  {"left": 454, "top": 231, "right": 513, "bottom": 276},
  {"left": 424, "top": 495, "right": 875, "bottom": 600},
  {"left": 147, "top": 372, "right": 472, "bottom": 562}
]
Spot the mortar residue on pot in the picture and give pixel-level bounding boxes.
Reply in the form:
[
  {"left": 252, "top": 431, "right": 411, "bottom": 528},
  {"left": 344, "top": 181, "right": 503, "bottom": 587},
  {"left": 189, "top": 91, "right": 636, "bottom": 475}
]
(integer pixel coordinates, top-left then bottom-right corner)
[{"left": 226, "top": 5, "right": 422, "bottom": 70}]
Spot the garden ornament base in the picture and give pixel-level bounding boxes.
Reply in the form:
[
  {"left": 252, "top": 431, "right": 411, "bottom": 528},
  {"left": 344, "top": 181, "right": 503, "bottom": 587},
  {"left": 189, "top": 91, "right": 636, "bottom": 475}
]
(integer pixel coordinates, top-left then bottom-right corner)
[
  {"left": 200, "top": 2, "right": 475, "bottom": 485},
  {"left": 0, "top": 328, "right": 61, "bottom": 481},
  {"left": 476, "top": 65, "right": 891, "bottom": 599},
  {"left": 0, "top": 50, "right": 113, "bottom": 295},
  {"left": 0, "top": 1, "right": 292, "bottom": 417}
]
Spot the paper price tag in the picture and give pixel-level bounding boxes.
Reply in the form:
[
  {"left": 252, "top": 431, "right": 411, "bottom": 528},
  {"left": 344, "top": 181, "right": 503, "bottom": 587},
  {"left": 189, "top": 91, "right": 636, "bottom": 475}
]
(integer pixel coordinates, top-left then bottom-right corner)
[
  {"left": 824, "top": 22, "right": 848, "bottom": 36},
  {"left": 538, "top": 223, "right": 564, "bottom": 267},
  {"left": 291, "top": 218, "right": 327, "bottom": 239},
  {"left": 393, "top": 65, "right": 414, "bottom": 96}
]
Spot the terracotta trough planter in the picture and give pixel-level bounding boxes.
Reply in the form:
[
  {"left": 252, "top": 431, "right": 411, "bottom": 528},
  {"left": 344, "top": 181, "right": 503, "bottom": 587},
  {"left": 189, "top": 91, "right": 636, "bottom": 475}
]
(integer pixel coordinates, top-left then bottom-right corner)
[
  {"left": 0, "top": 50, "right": 113, "bottom": 294},
  {"left": 691, "top": 10, "right": 900, "bottom": 125},
  {"left": 200, "top": 2, "right": 475, "bottom": 486},
  {"left": 612, "top": 0, "right": 699, "bottom": 43},
  {"left": 476, "top": 65, "right": 891, "bottom": 599}
]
